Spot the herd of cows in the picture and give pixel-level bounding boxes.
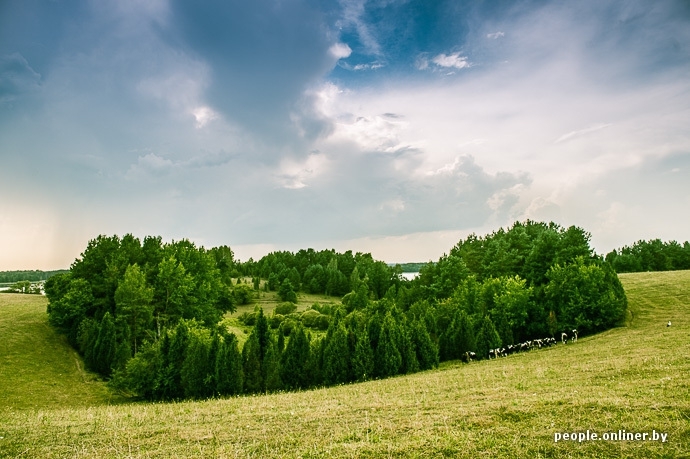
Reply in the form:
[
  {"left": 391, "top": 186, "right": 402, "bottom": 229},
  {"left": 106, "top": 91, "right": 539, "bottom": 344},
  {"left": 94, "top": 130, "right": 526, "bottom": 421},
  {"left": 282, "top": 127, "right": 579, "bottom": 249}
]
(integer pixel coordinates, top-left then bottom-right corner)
[{"left": 462, "top": 329, "right": 579, "bottom": 362}]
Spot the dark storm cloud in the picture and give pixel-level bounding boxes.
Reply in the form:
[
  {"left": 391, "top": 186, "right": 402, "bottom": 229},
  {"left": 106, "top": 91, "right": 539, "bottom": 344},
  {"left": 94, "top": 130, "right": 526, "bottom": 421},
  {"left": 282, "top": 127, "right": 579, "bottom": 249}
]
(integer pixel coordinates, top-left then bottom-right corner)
[{"left": 165, "top": 0, "right": 342, "bottom": 147}]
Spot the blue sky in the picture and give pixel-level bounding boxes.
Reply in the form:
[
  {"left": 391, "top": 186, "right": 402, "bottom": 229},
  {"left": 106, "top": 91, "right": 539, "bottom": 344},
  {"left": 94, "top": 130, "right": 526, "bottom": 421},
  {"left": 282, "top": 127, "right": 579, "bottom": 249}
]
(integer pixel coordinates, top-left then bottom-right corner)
[{"left": 1, "top": 0, "right": 689, "bottom": 269}]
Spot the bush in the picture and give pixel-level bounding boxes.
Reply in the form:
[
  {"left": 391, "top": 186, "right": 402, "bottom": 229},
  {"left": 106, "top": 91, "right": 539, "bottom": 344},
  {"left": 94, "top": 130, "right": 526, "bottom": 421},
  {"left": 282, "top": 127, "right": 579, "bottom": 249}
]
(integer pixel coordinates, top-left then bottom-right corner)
[
  {"left": 237, "top": 312, "right": 256, "bottom": 326},
  {"left": 270, "top": 313, "right": 285, "bottom": 329},
  {"left": 275, "top": 302, "right": 297, "bottom": 315}
]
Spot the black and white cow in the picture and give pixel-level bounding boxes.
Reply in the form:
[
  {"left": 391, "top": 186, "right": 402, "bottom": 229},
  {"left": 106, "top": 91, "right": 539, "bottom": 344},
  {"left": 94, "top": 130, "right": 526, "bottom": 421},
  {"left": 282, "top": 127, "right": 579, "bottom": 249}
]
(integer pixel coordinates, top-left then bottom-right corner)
[
  {"left": 571, "top": 329, "right": 578, "bottom": 343},
  {"left": 561, "top": 332, "right": 568, "bottom": 344},
  {"left": 462, "top": 351, "right": 477, "bottom": 363}
]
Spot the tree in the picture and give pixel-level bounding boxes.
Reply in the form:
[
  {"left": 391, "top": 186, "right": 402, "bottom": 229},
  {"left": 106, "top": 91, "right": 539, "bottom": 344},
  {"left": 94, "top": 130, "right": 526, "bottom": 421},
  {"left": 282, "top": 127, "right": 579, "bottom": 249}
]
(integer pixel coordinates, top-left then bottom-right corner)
[
  {"left": 323, "top": 322, "right": 351, "bottom": 385},
  {"left": 154, "top": 256, "right": 194, "bottom": 330},
  {"left": 181, "top": 327, "right": 214, "bottom": 399},
  {"left": 280, "top": 324, "right": 311, "bottom": 390},
  {"left": 352, "top": 327, "right": 374, "bottom": 382},
  {"left": 93, "top": 312, "right": 117, "bottom": 376},
  {"left": 474, "top": 316, "right": 502, "bottom": 360},
  {"left": 545, "top": 258, "right": 627, "bottom": 334},
  {"left": 115, "top": 264, "right": 154, "bottom": 354},
  {"left": 409, "top": 319, "right": 438, "bottom": 370},
  {"left": 278, "top": 278, "right": 297, "bottom": 303},
  {"left": 374, "top": 312, "right": 401, "bottom": 378},
  {"left": 215, "top": 333, "right": 244, "bottom": 396},
  {"left": 242, "top": 331, "right": 263, "bottom": 393},
  {"left": 47, "top": 278, "right": 94, "bottom": 347},
  {"left": 262, "top": 338, "right": 283, "bottom": 392}
]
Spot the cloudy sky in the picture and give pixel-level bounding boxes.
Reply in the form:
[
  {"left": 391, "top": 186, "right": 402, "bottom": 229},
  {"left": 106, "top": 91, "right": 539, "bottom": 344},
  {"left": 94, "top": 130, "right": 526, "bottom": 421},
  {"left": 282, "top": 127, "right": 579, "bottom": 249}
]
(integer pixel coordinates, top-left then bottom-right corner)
[{"left": 1, "top": 0, "right": 689, "bottom": 270}]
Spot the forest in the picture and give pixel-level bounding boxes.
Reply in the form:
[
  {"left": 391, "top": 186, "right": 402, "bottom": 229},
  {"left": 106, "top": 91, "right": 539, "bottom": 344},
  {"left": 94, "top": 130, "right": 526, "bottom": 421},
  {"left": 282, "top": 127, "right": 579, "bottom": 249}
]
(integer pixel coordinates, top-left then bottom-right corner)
[{"left": 43, "top": 221, "right": 628, "bottom": 401}]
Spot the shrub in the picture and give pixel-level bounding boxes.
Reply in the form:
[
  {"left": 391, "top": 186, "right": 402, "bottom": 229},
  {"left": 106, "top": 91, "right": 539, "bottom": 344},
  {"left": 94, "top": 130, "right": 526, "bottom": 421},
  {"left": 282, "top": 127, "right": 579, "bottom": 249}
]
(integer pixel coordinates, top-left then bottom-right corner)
[{"left": 275, "top": 302, "right": 297, "bottom": 315}]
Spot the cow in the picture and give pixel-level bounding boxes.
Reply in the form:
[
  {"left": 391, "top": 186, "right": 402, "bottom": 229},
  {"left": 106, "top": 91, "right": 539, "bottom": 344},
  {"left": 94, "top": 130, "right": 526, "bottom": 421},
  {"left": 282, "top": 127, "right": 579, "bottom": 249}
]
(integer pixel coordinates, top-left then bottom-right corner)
[
  {"left": 571, "top": 329, "right": 578, "bottom": 343},
  {"left": 667, "top": 321, "right": 672, "bottom": 327},
  {"left": 462, "top": 351, "right": 476, "bottom": 363},
  {"left": 561, "top": 332, "right": 568, "bottom": 344}
]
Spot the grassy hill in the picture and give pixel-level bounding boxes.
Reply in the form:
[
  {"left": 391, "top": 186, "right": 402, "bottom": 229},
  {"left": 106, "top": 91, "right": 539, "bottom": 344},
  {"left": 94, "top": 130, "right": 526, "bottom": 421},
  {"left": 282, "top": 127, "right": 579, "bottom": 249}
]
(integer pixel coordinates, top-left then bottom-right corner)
[
  {"left": 0, "top": 294, "right": 122, "bottom": 410},
  {"left": 1, "top": 271, "right": 689, "bottom": 458}
]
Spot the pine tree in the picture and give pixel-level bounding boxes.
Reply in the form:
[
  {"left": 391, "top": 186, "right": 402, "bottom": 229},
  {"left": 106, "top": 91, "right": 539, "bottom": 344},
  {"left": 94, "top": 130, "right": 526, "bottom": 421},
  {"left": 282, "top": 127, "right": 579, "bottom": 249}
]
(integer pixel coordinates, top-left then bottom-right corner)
[
  {"left": 215, "top": 333, "right": 243, "bottom": 396},
  {"left": 93, "top": 312, "right": 117, "bottom": 376},
  {"left": 280, "top": 324, "right": 311, "bottom": 390},
  {"left": 397, "top": 319, "right": 419, "bottom": 374},
  {"left": 454, "top": 309, "right": 475, "bottom": 358},
  {"left": 262, "top": 338, "right": 282, "bottom": 392},
  {"left": 374, "top": 312, "right": 402, "bottom": 378},
  {"left": 410, "top": 319, "right": 438, "bottom": 370},
  {"left": 255, "top": 308, "right": 270, "bottom": 361},
  {"left": 242, "top": 331, "right": 263, "bottom": 393},
  {"left": 160, "top": 321, "right": 188, "bottom": 400},
  {"left": 278, "top": 278, "right": 297, "bottom": 303},
  {"left": 352, "top": 327, "right": 374, "bottom": 381},
  {"left": 323, "top": 322, "right": 351, "bottom": 385},
  {"left": 474, "top": 315, "right": 502, "bottom": 359},
  {"left": 181, "top": 328, "right": 213, "bottom": 399}
]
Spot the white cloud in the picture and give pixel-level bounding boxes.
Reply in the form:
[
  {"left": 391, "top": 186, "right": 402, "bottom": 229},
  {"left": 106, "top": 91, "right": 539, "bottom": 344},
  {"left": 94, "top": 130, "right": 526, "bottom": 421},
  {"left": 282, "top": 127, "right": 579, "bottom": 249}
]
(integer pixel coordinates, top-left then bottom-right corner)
[
  {"left": 487, "top": 31, "right": 505, "bottom": 39},
  {"left": 191, "top": 106, "right": 219, "bottom": 128},
  {"left": 431, "top": 52, "right": 470, "bottom": 69},
  {"left": 329, "top": 42, "right": 352, "bottom": 60},
  {"left": 554, "top": 123, "right": 612, "bottom": 144}
]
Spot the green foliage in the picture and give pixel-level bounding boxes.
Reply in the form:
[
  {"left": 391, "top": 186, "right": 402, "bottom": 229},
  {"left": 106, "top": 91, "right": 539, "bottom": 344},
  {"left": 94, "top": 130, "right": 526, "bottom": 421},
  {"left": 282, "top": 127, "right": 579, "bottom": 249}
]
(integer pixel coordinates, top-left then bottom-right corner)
[
  {"left": 242, "top": 330, "right": 263, "bottom": 393},
  {"left": 115, "top": 264, "right": 153, "bottom": 355},
  {"left": 474, "top": 316, "right": 502, "bottom": 360},
  {"left": 606, "top": 238, "right": 690, "bottom": 273},
  {"left": 233, "top": 283, "right": 254, "bottom": 305},
  {"left": 374, "top": 313, "right": 402, "bottom": 378},
  {"left": 215, "top": 333, "right": 244, "bottom": 395},
  {"left": 262, "top": 338, "right": 283, "bottom": 392},
  {"left": 278, "top": 278, "right": 297, "bottom": 303},
  {"left": 93, "top": 312, "right": 117, "bottom": 377},
  {"left": 323, "top": 322, "right": 351, "bottom": 385},
  {"left": 280, "top": 324, "right": 311, "bottom": 390},
  {"left": 409, "top": 319, "right": 438, "bottom": 370},
  {"left": 545, "top": 258, "right": 627, "bottom": 334},
  {"left": 351, "top": 326, "right": 374, "bottom": 382},
  {"left": 275, "top": 302, "right": 297, "bottom": 315}
]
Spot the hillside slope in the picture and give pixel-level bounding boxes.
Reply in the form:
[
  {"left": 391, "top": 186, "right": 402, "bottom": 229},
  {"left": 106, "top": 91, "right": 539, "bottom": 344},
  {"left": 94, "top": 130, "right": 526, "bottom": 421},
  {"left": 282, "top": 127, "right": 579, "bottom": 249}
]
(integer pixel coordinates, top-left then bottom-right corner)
[
  {"left": 0, "top": 294, "right": 120, "bottom": 410},
  {"left": 1, "top": 271, "right": 689, "bottom": 458}
]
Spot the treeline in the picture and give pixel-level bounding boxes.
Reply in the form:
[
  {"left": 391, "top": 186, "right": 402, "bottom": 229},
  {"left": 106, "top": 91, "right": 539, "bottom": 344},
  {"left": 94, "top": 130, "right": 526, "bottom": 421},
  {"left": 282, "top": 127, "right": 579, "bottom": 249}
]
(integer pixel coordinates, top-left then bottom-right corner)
[
  {"left": 112, "top": 305, "right": 438, "bottom": 399},
  {"left": 396, "top": 262, "right": 426, "bottom": 273},
  {"left": 46, "top": 221, "right": 628, "bottom": 401},
  {"left": 246, "top": 248, "right": 401, "bottom": 299},
  {"left": 0, "top": 270, "right": 68, "bottom": 283},
  {"left": 45, "top": 235, "right": 239, "bottom": 375},
  {"left": 605, "top": 239, "right": 690, "bottom": 273}
]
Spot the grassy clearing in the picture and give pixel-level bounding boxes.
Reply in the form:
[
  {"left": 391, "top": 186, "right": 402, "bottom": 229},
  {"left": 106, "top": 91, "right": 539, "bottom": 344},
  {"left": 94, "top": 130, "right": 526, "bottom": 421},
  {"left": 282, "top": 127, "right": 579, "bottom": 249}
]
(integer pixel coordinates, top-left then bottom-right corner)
[
  {"left": 0, "top": 294, "right": 122, "bottom": 411},
  {"left": 1, "top": 271, "right": 689, "bottom": 457},
  {"left": 221, "top": 282, "right": 342, "bottom": 346}
]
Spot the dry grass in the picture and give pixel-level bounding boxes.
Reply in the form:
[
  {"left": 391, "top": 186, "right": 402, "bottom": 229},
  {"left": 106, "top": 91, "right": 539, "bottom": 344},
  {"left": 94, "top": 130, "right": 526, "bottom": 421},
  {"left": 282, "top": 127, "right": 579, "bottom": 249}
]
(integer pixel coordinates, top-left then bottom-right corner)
[{"left": 1, "top": 271, "right": 689, "bottom": 458}]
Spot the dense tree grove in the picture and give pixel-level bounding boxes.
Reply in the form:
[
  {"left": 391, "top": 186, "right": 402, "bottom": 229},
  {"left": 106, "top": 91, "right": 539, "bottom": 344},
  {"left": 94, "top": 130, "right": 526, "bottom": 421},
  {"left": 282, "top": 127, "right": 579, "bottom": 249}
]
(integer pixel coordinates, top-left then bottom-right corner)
[
  {"left": 46, "top": 221, "right": 629, "bottom": 401},
  {"left": 606, "top": 239, "right": 690, "bottom": 273}
]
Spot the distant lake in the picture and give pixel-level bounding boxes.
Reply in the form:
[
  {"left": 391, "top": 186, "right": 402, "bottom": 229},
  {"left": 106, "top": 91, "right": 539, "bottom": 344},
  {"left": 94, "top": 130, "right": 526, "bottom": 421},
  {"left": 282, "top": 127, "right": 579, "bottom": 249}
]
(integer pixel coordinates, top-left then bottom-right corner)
[{"left": 400, "top": 272, "right": 419, "bottom": 281}]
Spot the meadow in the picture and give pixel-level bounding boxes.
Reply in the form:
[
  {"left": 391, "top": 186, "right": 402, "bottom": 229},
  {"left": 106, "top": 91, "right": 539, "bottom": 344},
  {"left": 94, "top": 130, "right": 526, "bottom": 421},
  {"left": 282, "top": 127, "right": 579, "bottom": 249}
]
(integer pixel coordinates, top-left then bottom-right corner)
[{"left": 0, "top": 270, "right": 688, "bottom": 458}]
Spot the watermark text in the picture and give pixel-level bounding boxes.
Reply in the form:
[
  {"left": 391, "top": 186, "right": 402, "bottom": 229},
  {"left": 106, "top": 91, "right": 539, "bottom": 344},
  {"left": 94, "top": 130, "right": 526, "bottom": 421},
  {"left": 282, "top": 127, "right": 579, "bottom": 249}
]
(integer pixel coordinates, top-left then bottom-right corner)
[{"left": 554, "top": 430, "right": 668, "bottom": 443}]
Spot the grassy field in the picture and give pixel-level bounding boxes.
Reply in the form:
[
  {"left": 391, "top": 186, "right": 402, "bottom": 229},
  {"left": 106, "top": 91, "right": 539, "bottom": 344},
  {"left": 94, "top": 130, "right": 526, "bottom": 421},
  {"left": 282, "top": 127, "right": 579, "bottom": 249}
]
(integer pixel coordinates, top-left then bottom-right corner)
[
  {"left": 0, "top": 271, "right": 689, "bottom": 457},
  {"left": 0, "top": 294, "right": 122, "bottom": 410}
]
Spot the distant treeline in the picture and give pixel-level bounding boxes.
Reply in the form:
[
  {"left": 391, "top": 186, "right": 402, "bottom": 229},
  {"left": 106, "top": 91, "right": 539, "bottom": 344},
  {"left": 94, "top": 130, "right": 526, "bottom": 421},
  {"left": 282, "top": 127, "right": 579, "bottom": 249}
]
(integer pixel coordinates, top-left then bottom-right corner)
[
  {"left": 45, "top": 221, "right": 628, "bottom": 401},
  {"left": 0, "top": 270, "right": 68, "bottom": 283},
  {"left": 606, "top": 239, "right": 690, "bottom": 273},
  {"left": 394, "top": 262, "right": 427, "bottom": 273}
]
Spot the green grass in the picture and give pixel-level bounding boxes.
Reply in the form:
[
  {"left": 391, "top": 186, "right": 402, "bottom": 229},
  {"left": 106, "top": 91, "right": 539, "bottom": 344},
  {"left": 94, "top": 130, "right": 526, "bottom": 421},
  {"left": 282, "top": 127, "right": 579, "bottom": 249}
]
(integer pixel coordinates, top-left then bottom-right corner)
[
  {"left": 1, "top": 272, "right": 689, "bottom": 457},
  {"left": 0, "top": 294, "right": 122, "bottom": 410}
]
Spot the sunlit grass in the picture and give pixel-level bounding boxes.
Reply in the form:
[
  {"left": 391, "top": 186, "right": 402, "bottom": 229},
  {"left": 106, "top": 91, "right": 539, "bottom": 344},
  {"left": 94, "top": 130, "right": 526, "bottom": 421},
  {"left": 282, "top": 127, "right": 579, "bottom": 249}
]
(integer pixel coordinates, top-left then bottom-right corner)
[{"left": 1, "top": 271, "right": 689, "bottom": 457}]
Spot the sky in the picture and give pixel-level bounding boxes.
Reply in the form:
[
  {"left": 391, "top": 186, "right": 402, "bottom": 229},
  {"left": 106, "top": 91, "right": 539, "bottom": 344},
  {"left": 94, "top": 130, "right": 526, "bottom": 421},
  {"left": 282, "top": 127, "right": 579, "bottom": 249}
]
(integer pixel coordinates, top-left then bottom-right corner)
[{"left": 1, "top": 0, "right": 689, "bottom": 270}]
